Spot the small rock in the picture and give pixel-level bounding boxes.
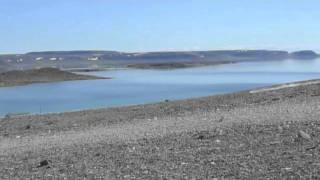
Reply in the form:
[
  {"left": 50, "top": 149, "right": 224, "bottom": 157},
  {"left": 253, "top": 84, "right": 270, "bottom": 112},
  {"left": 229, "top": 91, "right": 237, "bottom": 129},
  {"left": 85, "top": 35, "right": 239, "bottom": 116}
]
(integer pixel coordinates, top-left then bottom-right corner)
[
  {"left": 124, "top": 175, "right": 131, "bottom": 179},
  {"left": 282, "top": 167, "right": 292, "bottom": 171},
  {"left": 237, "top": 143, "right": 246, "bottom": 148},
  {"left": 16, "top": 136, "right": 21, "bottom": 139},
  {"left": 46, "top": 121, "right": 54, "bottom": 125},
  {"left": 37, "top": 160, "right": 50, "bottom": 168},
  {"left": 197, "top": 135, "right": 205, "bottom": 140},
  {"left": 215, "top": 139, "right": 221, "bottom": 143},
  {"left": 298, "top": 130, "right": 311, "bottom": 140},
  {"left": 218, "top": 116, "right": 224, "bottom": 122},
  {"left": 218, "top": 129, "right": 224, "bottom": 135},
  {"left": 306, "top": 146, "right": 317, "bottom": 151},
  {"left": 269, "top": 140, "right": 281, "bottom": 145}
]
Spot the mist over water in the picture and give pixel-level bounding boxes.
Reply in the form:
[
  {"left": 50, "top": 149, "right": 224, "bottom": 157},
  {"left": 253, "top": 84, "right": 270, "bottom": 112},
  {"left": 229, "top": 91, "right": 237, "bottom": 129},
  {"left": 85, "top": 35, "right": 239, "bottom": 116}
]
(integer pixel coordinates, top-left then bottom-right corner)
[{"left": 1, "top": 59, "right": 320, "bottom": 116}]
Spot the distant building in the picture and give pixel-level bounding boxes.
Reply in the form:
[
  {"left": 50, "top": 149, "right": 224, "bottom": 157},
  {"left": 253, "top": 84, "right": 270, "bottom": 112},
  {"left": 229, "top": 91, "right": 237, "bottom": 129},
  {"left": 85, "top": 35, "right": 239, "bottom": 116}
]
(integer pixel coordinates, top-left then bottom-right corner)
[
  {"left": 88, "top": 57, "right": 99, "bottom": 61},
  {"left": 35, "top": 57, "right": 43, "bottom": 61},
  {"left": 50, "top": 58, "right": 57, "bottom": 61}
]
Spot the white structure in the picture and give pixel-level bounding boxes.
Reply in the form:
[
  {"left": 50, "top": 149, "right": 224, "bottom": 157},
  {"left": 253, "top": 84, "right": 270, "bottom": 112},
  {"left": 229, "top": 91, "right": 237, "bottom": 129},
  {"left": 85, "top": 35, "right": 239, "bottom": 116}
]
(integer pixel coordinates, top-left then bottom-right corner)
[
  {"left": 16, "top": 58, "right": 23, "bottom": 62},
  {"left": 50, "top": 58, "right": 57, "bottom": 61},
  {"left": 88, "top": 57, "right": 99, "bottom": 61},
  {"left": 35, "top": 57, "right": 43, "bottom": 61}
]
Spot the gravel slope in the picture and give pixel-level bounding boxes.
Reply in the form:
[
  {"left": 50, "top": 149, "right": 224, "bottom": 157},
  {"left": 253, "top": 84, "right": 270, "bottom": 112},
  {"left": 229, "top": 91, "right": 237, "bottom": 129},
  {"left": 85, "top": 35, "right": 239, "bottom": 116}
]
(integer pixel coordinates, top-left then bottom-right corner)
[{"left": 1, "top": 80, "right": 320, "bottom": 179}]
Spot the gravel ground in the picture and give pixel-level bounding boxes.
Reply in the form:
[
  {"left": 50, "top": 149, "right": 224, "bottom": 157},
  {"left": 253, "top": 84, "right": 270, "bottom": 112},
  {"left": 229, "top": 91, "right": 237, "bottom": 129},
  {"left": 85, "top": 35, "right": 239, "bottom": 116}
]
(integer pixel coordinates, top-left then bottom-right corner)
[{"left": 0, "top": 80, "right": 320, "bottom": 179}]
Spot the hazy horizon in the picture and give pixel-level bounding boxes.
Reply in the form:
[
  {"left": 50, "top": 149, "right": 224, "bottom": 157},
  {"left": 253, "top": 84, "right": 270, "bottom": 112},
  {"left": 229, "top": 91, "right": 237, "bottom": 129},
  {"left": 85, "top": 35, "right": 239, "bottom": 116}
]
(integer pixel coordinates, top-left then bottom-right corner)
[
  {"left": 1, "top": 0, "right": 320, "bottom": 54},
  {"left": 1, "top": 49, "right": 320, "bottom": 56}
]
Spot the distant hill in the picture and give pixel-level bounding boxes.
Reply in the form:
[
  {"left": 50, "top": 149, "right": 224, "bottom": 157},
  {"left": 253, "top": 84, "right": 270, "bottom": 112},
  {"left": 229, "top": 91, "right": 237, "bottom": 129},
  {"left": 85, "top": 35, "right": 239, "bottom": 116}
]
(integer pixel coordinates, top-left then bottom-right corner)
[
  {"left": 20, "top": 50, "right": 292, "bottom": 61},
  {"left": 290, "top": 50, "right": 319, "bottom": 59},
  {"left": 0, "top": 50, "right": 318, "bottom": 72}
]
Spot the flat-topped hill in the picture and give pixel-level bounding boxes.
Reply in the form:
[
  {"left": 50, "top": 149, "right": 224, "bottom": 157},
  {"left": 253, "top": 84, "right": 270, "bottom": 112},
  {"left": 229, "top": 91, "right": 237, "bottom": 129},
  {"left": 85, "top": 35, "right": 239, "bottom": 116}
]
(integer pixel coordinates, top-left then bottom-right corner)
[{"left": 0, "top": 50, "right": 318, "bottom": 72}]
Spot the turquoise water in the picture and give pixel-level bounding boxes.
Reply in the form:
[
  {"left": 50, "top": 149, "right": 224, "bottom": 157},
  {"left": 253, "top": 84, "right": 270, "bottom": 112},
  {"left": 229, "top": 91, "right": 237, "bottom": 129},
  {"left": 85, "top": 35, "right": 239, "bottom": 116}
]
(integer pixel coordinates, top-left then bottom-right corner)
[{"left": 1, "top": 59, "right": 320, "bottom": 116}]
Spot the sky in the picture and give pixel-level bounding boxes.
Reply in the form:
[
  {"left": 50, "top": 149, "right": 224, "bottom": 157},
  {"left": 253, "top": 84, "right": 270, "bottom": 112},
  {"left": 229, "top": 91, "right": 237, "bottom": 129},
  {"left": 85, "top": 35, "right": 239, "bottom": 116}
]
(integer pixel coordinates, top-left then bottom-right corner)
[{"left": 0, "top": 0, "right": 319, "bottom": 54}]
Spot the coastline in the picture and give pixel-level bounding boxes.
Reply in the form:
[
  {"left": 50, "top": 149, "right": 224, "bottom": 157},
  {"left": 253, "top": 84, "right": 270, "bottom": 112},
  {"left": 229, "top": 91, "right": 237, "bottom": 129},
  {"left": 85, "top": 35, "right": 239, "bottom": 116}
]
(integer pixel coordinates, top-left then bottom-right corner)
[
  {"left": 125, "top": 61, "right": 235, "bottom": 70},
  {"left": 0, "top": 68, "right": 108, "bottom": 88},
  {"left": 1, "top": 78, "right": 319, "bottom": 136},
  {"left": 1, "top": 79, "right": 320, "bottom": 179},
  {"left": 0, "top": 61, "right": 235, "bottom": 88}
]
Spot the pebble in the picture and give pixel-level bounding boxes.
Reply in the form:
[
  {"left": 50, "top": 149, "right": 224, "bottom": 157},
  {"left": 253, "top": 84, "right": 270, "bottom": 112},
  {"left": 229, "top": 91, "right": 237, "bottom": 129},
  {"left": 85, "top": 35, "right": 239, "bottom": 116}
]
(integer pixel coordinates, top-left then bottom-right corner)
[
  {"left": 298, "top": 130, "right": 311, "bottom": 140},
  {"left": 283, "top": 167, "right": 292, "bottom": 171},
  {"left": 37, "top": 160, "right": 50, "bottom": 168}
]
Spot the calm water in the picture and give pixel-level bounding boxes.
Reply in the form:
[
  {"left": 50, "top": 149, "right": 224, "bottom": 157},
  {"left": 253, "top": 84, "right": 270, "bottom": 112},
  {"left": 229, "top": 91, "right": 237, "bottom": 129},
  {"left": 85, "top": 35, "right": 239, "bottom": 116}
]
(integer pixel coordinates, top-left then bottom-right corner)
[{"left": 1, "top": 59, "right": 320, "bottom": 116}]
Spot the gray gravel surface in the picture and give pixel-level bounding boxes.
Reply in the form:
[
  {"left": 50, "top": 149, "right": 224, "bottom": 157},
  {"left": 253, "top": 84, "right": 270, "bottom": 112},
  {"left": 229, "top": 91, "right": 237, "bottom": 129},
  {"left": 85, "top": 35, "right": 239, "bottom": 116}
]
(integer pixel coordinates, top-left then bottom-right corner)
[{"left": 1, "top": 80, "right": 320, "bottom": 179}]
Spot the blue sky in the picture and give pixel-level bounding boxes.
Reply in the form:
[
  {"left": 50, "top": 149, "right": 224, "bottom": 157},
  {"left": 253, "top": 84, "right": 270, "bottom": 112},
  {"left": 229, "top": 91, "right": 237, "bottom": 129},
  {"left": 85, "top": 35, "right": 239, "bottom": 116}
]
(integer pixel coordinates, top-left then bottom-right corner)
[{"left": 0, "top": 0, "right": 319, "bottom": 53}]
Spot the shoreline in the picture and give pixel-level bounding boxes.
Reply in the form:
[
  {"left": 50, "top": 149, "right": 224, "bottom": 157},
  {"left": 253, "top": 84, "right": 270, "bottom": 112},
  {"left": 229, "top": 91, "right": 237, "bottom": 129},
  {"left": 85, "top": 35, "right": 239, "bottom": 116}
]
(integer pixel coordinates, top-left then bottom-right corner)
[
  {"left": 0, "top": 61, "right": 235, "bottom": 88},
  {"left": 1, "top": 79, "right": 320, "bottom": 178},
  {"left": 125, "top": 61, "right": 235, "bottom": 70},
  {"left": 1, "top": 78, "right": 318, "bottom": 119},
  {"left": 1, "top": 78, "right": 319, "bottom": 136},
  {"left": 0, "top": 68, "right": 108, "bottom": 88}
]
